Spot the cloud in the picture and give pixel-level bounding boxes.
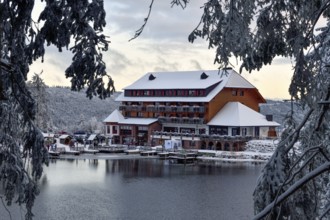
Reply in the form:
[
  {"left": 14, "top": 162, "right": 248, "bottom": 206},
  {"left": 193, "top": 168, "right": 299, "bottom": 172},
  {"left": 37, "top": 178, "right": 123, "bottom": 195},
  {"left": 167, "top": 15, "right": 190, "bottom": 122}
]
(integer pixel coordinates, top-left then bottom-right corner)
[
  {"left": 190, "top": 60, "right": 202, "bottom": 70},
  {"left": 105, "top": 49, "right": 132, "bottom": 76},
  {"left": 105, "top": 0, "right": 204, "bottom": 42},
  {"left": 28, "top": 1, "right": 292, "bottom": 99}
]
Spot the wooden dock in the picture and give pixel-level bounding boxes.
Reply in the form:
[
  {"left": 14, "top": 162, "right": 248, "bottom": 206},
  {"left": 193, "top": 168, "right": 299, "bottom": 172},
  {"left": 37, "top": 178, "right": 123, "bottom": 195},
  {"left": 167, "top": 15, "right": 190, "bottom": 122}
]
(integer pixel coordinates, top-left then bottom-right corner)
[
  {"left": 98, "top": 148, "right": 125, "bottom": 153},
  {"left": 140, "top": 150, "right": 157, "bottom": 156},
  {"left": 168, "top": 152, "right": 198, "bottom": 164},
  {"left": 125, "top": 149, "right": 141, "bottom": 155},
  {"left": 158, "top": 152, "right": 170, "bottom": 159},
  {"left": 82, "top": 149, "right": 99, "bottom": 154}
]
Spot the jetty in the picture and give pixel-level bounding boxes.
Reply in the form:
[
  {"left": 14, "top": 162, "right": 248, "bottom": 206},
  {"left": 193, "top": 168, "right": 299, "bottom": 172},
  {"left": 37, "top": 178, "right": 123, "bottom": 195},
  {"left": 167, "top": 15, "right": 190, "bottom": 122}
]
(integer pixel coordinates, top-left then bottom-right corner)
[
  {"left": 158, "top": 152, "right": 170, "bottom": 159},
  {"left": 169, "top": 152, "right": 198, "bottom": 164},
  {"left": 140, "top": 150, "right": 157, "bottom": 156}
]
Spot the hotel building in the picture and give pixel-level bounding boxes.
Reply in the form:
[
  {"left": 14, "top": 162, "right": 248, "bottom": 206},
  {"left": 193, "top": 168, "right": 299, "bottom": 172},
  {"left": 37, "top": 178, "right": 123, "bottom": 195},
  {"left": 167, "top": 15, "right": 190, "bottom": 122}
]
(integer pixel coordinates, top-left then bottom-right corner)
[{"left": 104, "top": 69, "right": 279, "bottom": 150}]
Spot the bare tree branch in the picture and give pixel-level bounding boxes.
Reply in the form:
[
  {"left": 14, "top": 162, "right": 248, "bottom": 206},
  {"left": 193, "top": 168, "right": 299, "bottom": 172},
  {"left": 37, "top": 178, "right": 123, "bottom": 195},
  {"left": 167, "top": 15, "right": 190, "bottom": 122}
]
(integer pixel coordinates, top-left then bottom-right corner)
[{"left": 129, "top": 0, "right": 155, "bottom": 42}]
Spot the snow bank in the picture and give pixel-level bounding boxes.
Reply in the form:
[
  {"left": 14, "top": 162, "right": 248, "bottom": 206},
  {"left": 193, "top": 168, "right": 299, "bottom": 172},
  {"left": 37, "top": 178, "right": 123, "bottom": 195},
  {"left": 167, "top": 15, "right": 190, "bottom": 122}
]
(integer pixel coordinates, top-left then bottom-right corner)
[{"left": 198, "top": 139, "right": 278, "bottom": 162}]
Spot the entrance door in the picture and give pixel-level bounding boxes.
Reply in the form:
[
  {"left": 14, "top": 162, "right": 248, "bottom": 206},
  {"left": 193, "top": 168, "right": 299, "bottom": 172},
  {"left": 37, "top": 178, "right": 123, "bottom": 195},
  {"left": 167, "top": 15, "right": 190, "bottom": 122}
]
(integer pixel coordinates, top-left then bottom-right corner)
[{"left": 255, "top": 127, "right": 260, "bottom": 137}]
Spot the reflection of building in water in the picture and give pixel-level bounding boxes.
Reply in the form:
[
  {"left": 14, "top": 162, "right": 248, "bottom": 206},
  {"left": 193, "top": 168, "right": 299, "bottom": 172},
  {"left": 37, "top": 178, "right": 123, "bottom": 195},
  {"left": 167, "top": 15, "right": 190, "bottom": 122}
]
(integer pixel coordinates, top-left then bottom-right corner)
[
  {"left": 105, "top": 159, "right": 164, "bottom": 178},
  {"left": 104, "top": 69, "right": 280, "bottom": 151}
]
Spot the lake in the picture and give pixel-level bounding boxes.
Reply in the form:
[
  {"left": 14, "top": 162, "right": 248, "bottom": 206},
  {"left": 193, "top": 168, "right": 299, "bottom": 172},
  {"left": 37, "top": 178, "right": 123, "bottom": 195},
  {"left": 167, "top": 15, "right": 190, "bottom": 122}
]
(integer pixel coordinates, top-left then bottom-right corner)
[{"left": 1, "top": 157, "right": 264, "bottom": 220}]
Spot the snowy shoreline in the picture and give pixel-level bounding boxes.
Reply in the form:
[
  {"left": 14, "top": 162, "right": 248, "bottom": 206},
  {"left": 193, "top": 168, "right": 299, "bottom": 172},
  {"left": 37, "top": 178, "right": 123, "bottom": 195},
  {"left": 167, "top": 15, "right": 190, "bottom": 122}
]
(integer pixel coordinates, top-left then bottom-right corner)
[{"left": 48, "top": 139, "right": 277, "bottom": 163}]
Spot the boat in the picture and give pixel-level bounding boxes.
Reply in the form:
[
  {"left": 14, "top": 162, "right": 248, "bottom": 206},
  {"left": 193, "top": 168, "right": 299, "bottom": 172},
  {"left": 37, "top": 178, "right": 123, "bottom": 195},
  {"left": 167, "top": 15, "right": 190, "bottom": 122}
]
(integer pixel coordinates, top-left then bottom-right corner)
[
  {"left": 64, "top": 150, "right": 80, "bottom": 156},
  {"left": 82, "top": 149, "right": 99, "bottom": 154},
  {"left": 48, "top": 150, "right": 60, "bottom": 157}
]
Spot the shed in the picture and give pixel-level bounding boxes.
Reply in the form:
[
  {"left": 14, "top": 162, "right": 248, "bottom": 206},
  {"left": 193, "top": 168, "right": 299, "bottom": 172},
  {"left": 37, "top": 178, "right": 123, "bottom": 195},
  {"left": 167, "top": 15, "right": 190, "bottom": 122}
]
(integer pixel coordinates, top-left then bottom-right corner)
[{"left": 59, "top": 134, "right": 72, "bottom": 145}]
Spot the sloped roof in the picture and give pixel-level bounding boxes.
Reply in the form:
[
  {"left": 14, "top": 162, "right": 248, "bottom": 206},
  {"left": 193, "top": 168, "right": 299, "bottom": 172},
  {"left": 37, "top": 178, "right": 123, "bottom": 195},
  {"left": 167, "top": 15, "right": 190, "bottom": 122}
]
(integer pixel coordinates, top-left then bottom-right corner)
[
  {"left": 87, "top": 134, "right": 98, "bottom": 141},
  {"left": 103, "top": 109, "right": 158, "bottom": 125},
  {"left": 207, "top": 102, "right": 280, "bottom": 127},
  {"left": 225, "top": 71, "right": 255, "bottom": 88},
  {"left": 59, "top": 134, "right": 71, "bottom": 139},
  {"left": 103, "top": 109, "right": 125, "bottom": 123},
  {"left": 118, "top": 118, "right": 158, "bottom": 125},
  {"left": 116, "top": 69, "right": 263, "bottom": 102},
  {"left": 123, "top": 70, "right": 224, "bottom": 90}
]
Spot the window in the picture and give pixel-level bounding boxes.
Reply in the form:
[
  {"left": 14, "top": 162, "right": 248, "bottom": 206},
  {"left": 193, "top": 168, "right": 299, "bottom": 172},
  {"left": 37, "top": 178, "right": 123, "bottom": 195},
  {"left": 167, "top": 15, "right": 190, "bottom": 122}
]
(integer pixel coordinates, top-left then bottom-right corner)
[
  {"left": 209, "top": 126, "right": 228, "bottom": 135},
  {"left": 120, "top": 126, "right": 132, "bottom": 135},
  {"left": 138, "top": 126, "right": 148, "bottom": 131},
  {"left": 199, "top": 128, "right": 206, "bottom": 134},
  {"left": 112, "top": 126, "right": 118, "bottom": 134},
  {"left": 106, "top": 125, "right": 110, "bottom": 134},
  {"left": 232, "top": 127, "right": 240, "bottom": 136},
  {"left": 242, "top": 128, "right": 247, "bottom": 136},
  {"left": 232, "top": 90, "right": 237, "bottom": 96},
  {"left": 240, "top": 90, "right": 244, "bottom": 96},
  {"left": 180, "top": 128, "right": 195, "bottom": 134}
]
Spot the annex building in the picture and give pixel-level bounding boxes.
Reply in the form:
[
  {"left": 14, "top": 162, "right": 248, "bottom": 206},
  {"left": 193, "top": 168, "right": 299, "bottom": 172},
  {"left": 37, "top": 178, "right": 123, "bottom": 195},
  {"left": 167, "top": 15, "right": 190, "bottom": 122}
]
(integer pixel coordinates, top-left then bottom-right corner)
[{"left": 104, "top": 69, "right": 279, "bottom": 150}]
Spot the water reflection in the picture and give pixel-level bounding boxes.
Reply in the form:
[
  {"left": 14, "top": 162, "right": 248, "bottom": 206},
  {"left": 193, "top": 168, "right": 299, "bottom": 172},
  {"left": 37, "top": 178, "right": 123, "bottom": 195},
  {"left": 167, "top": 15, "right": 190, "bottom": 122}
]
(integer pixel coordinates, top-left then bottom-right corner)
[{"left": 1, "top": 158, "right": 264, "bottom": 220}]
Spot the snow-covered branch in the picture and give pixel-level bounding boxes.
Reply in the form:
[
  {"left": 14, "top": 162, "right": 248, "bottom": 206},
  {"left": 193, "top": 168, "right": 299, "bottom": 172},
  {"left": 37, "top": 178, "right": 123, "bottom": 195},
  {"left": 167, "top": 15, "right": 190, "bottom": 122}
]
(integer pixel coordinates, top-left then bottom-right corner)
[{"left": 254, "top": 162, "right": 330, "bottom": 220}]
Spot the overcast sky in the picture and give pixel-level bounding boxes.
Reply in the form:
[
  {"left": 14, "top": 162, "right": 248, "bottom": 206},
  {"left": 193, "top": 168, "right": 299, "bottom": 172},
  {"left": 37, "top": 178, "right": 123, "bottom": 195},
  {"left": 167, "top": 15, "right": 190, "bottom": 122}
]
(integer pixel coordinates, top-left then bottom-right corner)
[{"left": 29, "top": 0, "right": 294, "bottom": 99}]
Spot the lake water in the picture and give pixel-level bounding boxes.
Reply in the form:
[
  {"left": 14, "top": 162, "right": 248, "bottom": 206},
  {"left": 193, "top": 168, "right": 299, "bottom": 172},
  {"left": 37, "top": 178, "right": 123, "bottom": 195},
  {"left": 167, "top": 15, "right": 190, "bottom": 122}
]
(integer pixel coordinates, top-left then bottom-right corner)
[{"left": 2, "top": 157, "right": 264, "bottom": 220}]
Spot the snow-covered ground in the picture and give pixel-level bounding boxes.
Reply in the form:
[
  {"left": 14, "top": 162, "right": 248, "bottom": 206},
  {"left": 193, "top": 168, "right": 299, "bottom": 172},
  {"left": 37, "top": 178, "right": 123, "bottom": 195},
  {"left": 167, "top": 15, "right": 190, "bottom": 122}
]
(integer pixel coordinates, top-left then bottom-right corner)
[
  {"left": 197, "top": 139, "right": 278, "bottom": 162},
  {"left": 49, "top": 138, "right": 278, "bottom": 163}
]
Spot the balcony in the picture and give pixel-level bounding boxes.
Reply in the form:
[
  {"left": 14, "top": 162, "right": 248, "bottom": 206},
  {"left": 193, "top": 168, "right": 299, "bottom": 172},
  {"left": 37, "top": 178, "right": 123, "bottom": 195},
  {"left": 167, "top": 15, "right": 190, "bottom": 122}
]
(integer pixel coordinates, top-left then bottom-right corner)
[
  {"left": 146, "top": 105, "right": 156, "bottom": 112},
  {"left": 156, "top": 116, "right": 204, "bottom": 124},
  {"left": 152, "top": 131, "right": 253, "bottom": 142},
  {"left": 121, "top": 103, "right": 206, "bottom": 114}
]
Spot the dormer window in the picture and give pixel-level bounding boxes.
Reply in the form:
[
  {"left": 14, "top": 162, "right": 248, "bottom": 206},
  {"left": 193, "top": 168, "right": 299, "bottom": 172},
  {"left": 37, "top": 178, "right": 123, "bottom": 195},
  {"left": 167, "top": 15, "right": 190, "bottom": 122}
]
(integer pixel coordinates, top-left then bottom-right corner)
[
  {"left": 200, "top": 72, "right": 208, "bottom": 79},
  {"left": 149, "top": 74, "right": 156, "bottom": 80}
]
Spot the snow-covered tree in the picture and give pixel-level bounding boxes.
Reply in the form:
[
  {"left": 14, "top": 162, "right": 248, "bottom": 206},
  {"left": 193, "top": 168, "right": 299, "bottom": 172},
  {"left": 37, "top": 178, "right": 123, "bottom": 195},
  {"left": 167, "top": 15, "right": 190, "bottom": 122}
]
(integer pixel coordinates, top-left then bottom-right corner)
[
  {"left": 0, "top": 1, "right": 114, "bottom": 219},
  {"left": 131, "top": 0, "right": 330, "bottom": 218},
  {"left": 182, "top": 0, "right": 330, "bottom": 219},
  {"left": 27, "top": 72, "right": 53, "bottom": 131}
]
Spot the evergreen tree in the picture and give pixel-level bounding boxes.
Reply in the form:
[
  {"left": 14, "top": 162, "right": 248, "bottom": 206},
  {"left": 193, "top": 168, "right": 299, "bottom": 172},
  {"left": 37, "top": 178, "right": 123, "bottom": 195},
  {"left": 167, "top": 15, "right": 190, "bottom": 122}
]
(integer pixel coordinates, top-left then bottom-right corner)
[
  {"left": 0, "top": 1, "right": 114, "bottom": 219},
  {"left": 183, "top": 0, "right": 330, "bottom": 219},
  {"left": 27, "top": 72, "right": 53, "bottom": 132}
]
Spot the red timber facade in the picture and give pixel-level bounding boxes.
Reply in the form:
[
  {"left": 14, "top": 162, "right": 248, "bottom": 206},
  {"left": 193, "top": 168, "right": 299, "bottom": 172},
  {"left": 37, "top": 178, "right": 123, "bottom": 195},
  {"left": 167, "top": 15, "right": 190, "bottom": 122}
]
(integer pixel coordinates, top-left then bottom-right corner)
[{"left": 104, "top": 69, "right": 280, "bottom": 150}]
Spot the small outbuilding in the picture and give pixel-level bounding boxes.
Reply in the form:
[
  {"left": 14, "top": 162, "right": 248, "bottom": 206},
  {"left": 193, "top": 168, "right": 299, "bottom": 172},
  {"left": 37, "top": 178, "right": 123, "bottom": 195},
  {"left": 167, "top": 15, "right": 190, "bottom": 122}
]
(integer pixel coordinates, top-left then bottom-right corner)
[{"left": 59, "top": 134, "right": 72, "bottom": 145}]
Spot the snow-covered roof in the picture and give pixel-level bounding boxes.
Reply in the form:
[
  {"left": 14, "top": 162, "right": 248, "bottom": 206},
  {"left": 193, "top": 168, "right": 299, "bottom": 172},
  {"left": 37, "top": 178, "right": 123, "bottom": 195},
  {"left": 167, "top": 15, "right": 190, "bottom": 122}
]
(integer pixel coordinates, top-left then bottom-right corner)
[
  {"left": 59, "top": 134, "right": 71, "bottom": 139},
  {"left": 118, "top": 118, "right": 158, "bottom": 125},
  {"left": 103, "top": 109, "right": 125, "bottom": 123},
  {"left": 42, "top": 133, "right": 55, "bottom": 138},
  {"left": 116, "top": 69, "right": 261, "bottom": 102},
  {"left": 123, "top": 70, "right": 225, "bottom": 90},
  {"left": 88, "top": 134, "right": 98, "bottom": 141},
  {"left": 226, "top": 71, "right": 255, "bottom": 88},
  {"left": 207, "top": 102, "right": 280, "bottom": 127},
  {"left": 104, "top": 109, "right": 158, "bottom": 125}
]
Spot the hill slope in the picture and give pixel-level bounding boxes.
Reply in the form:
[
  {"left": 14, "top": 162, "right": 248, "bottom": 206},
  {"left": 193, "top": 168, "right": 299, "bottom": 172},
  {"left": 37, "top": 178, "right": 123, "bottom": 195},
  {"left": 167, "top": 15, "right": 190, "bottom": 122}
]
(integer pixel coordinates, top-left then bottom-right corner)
[{"left": 46, "top": 87, "right": 120, "bottom": 132}]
